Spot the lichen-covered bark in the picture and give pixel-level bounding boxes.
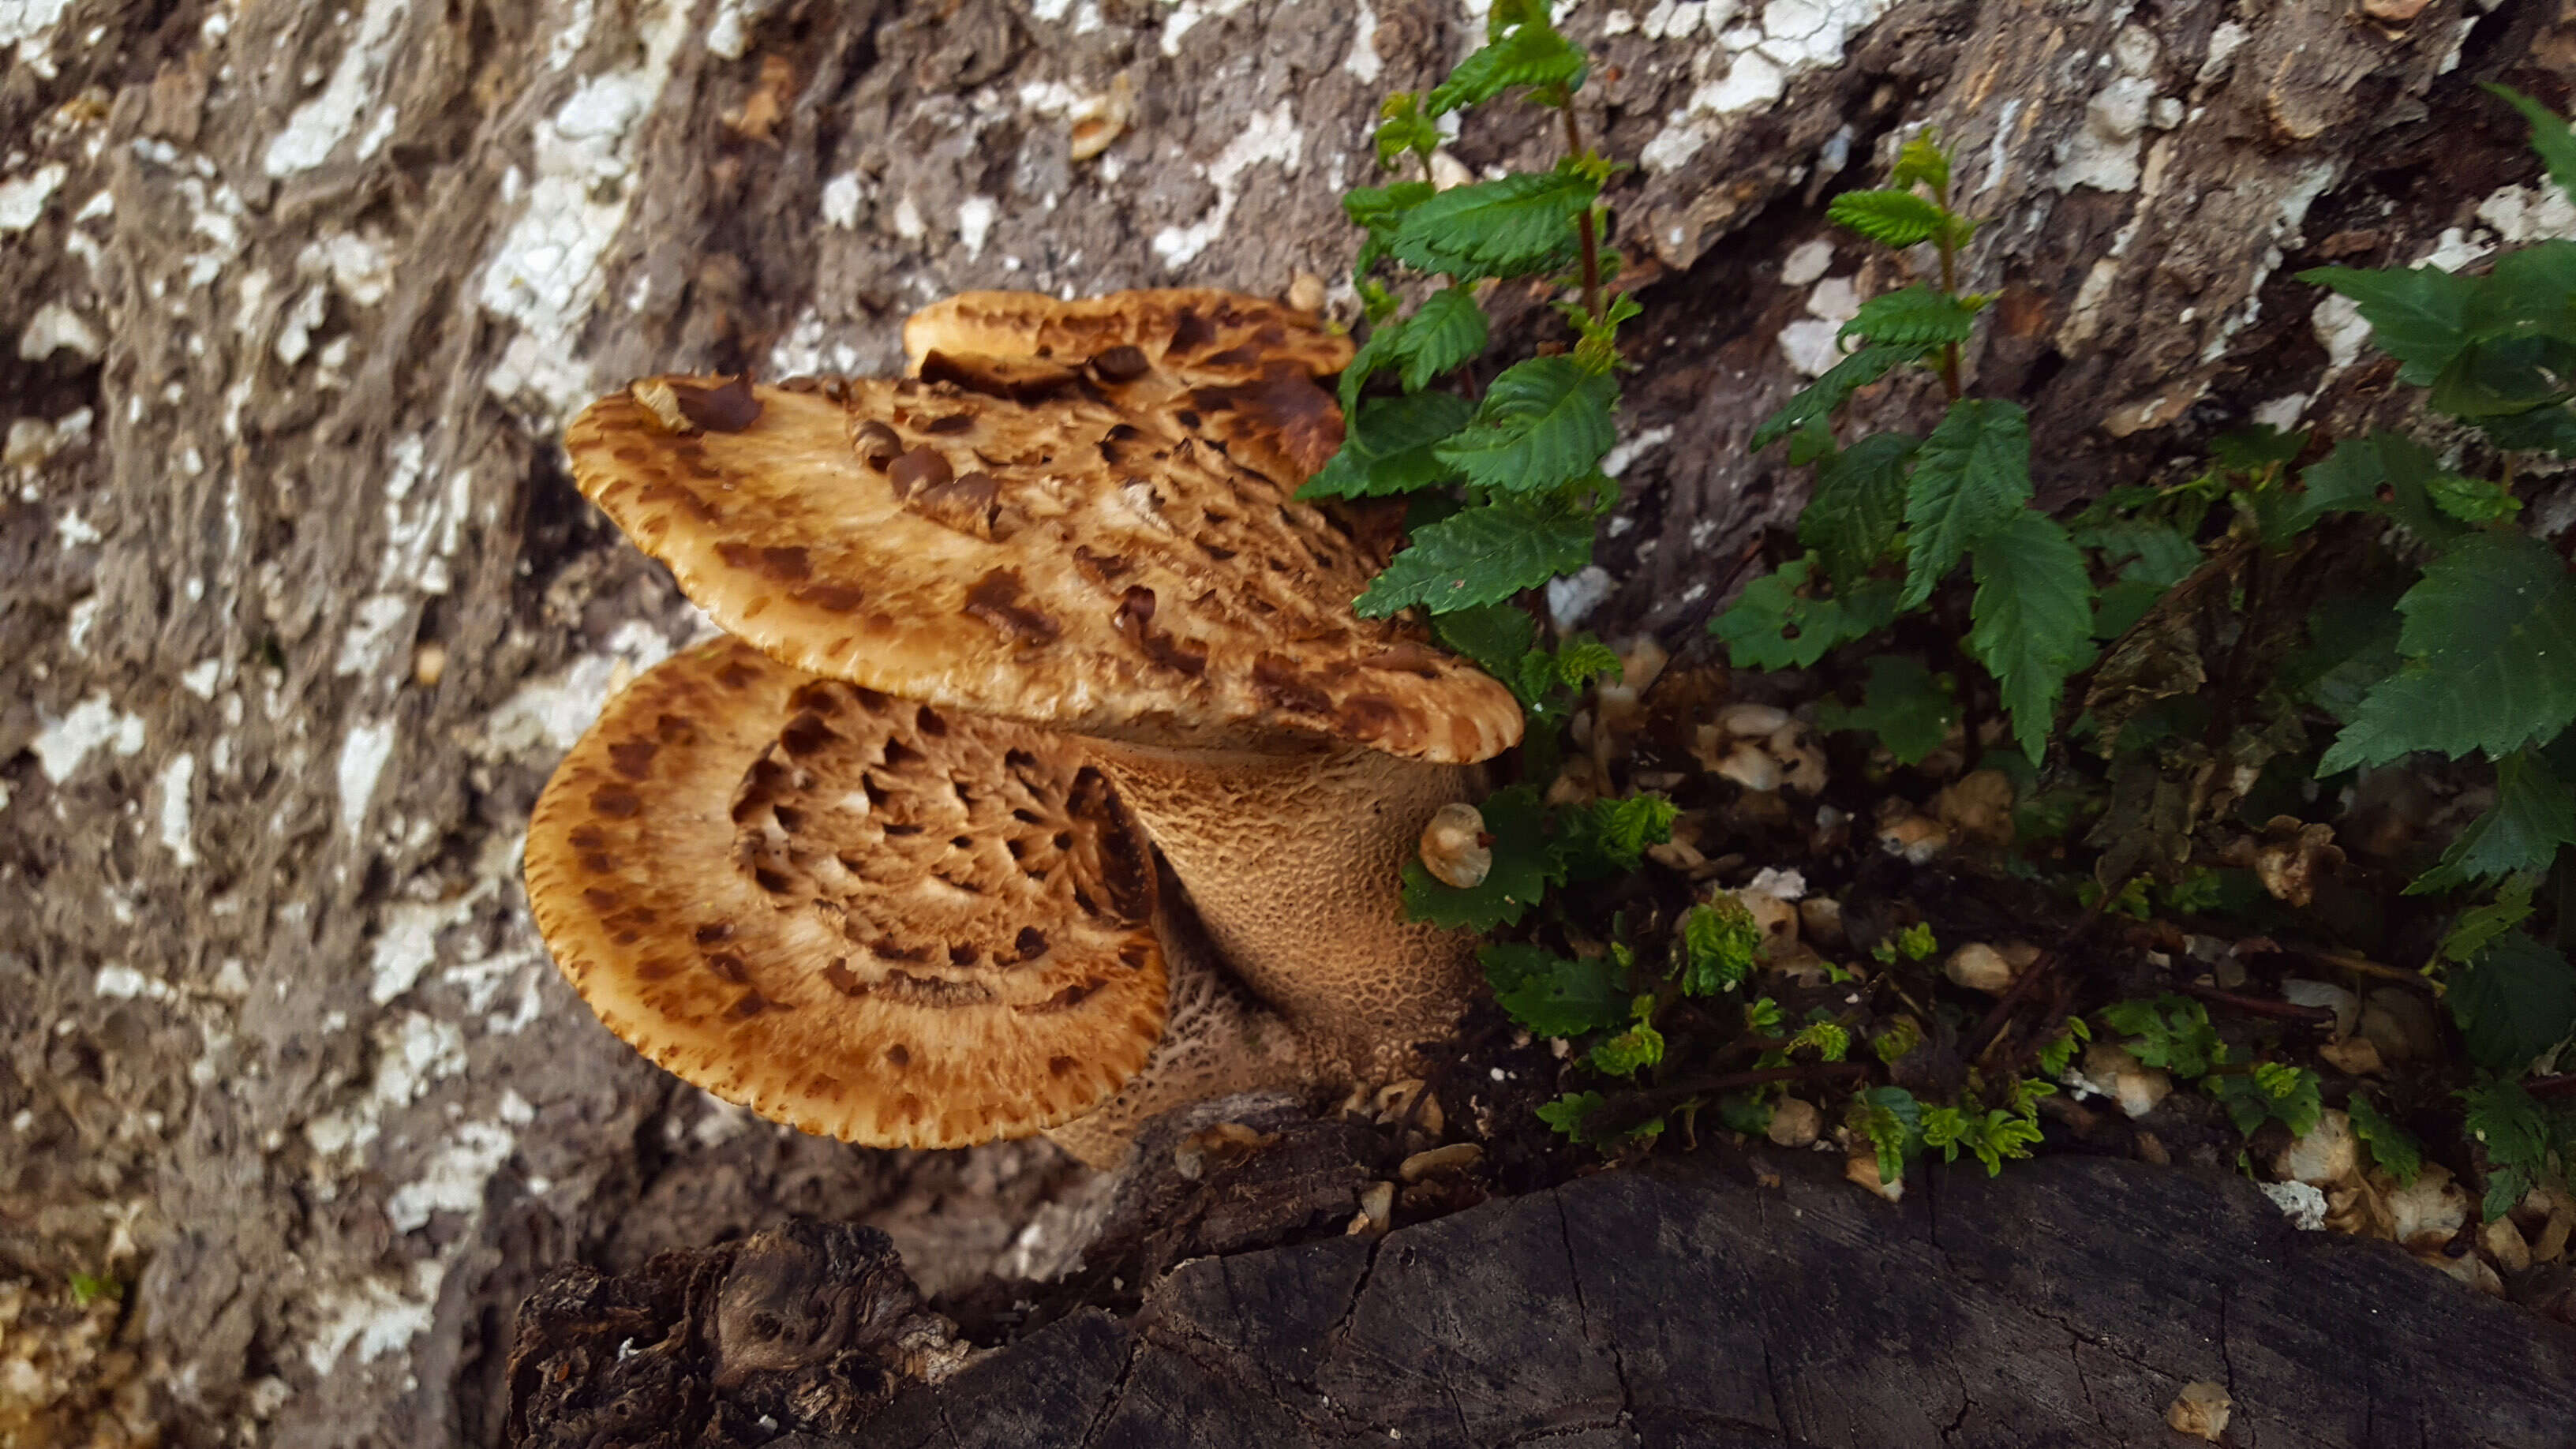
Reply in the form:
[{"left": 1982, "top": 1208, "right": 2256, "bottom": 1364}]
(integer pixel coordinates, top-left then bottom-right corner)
[{"left": 0, "top": 2, "right": 2567, "bottom": 1445}]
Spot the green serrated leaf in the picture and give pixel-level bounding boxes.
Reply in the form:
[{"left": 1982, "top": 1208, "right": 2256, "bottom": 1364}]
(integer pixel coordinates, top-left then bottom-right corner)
[
  {"left": 2451, "top": 930, "right": 2576, "bottom": 1073},
  {"left": 1589, "top": 1020, "right": 1665, "bottom": 1076},
  {"left": 2211, "top": 424, "right": 2309, "bottom": 473},
  {"left": 1483, "top": 942, "right": 1631, "bottom": 1038},
  {"left": 2281, "top": 590, "right": 2403, "bottom": 727},
  {"left": 2211, "top": 1062, "right": 2324, "bottom": 1136},
  {"left": 1709, "top": 557, "right": 1899, "bottom": 669},
  {"left": 2439, "top": 874, "right": 2539, "bottom": 967},
  {"left": 1840, "top": 284, "right": 1977, "bottom": 349},
  {"left": 1303, "top": 391, "right": 1476, "bottom": 500},
  {"left": 2102, "top": 994, "right": 2226, "bottom": 1077},
  {"left": 1554, "top": 635, "right": 1622, "bottom": 690},
  {"left": 2461, "top": 1076, "right": 2559, "bottom": 1220},
  {"left": 1430, "top": 601, "right": 1537, "bottom": 680},
  {"left": 2318, "top": 530, "right": 2576, "bottom": 774},
  {"left": 1903, "top": 398, "right": 2032, "bottom": 609},
  {"left": 2487, "top": 84, "right": 2576, "bottom": 205},
  {"left": 1387, "top": 170, "right": 1597, "bottom": 282},
  {"left": 1889, "top": 133, "right": 1951, "bottom": 196},
  {"left": 2421, "top": 471, "right": 2524, "bottom": 520},
  {"left": 1433, "top": 356, "right": 1619, "bottom": 493},
  {"left": 1401, "top": 286, "right": 1491, "bottom": 390},
  {"left": 1338, "top": 313, "right": 1410, "bottom": 413},
  {"left": 1537, "top": 1089, "right": 1608, "bottom": 1142},
  {"left": 2410, "top": 752, "right": 2576, "bottom": 893},
  {"left": 1814, "top": 653, "right": 1958, "bottom": 766},
  {"left": 1969, "top": 511, "right": 2093, "bottom": 766},
  {"left": 1679, "top": 897, "right": 1762, "bottom": 995},
  {"left": 1800, "top": 431, "right": 1919, "bottom": 587},
  {"left": 1828, "top": 189, "right": 1949, "bottom": 248},
  {"left": 1856, "top": 1084, "right": 1925, "bottom": 1184},
  {"left": 2260, "top": 432, "right": 2399, "bottom": 548},
  {"left": 1374, "top": 107, "right": 1442, "bottom": 170},
  {"left": 2347, "top": 1093, "right": 2424, "bottom": 1188},
  {"left": 1355, "top": 495, "right": 1596, "bottom": 616},
  {"left": 1427, "top": 16, "right": 1587, "bottom": 114},
  {"left": 2298, "top": 264, "right": 2477, "bottom": 386},
  {"left": 2481, "top": 404, "right": 2576, "bottom": 457},
  {"left": 2431, "top": 335, "right": 2576, "bottom": 421},
  {"left": 1559, "top": 794, "right": 1679, "bottom": 878},
  {"left": 1750, "top": 345, "right": 1915, "bottom": 452},
  {"left": 1346, "top": 180, "right": 1437, "bottom": 241}
]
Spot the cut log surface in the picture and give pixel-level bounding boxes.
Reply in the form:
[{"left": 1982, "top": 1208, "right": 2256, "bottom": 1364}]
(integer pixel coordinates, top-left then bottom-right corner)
[{"left": 512, "top": 1154, "right": 2576, "bottom": 1449}]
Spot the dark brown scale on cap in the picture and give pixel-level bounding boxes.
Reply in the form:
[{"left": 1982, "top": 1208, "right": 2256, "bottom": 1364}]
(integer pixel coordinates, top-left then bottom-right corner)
[
  {"left": 1090, "top": 345, "right": 1151, "bottom": 383},
  {"left": 886, "top": 445, "right": 952, "bottom": 499},
  {"left": 672, "top": 376, "right": 764, "bottom": 432},
  {"left": 852, "top": 419, "right": 902, "bottom": 470}
]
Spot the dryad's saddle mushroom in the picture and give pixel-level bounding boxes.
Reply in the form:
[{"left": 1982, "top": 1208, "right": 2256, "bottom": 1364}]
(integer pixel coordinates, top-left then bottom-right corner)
[{"left": 527, "top": 289, "right": 1522, "bottom": 1165}]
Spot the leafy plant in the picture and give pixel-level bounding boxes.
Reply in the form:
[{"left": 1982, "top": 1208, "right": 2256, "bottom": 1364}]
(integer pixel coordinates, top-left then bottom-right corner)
[
  {"left": 1313, "top": 0, "right": 1630, "bottom": 727},
  {"left": 2460, "top": 1077, "right": 2575, "bottom": 1222},
  {"left": 1712, "top": 131, "right": 2094, "bottom": 766},
  {"left": 2291, "top": 86, "right": 2576, "bottom": 1075}
]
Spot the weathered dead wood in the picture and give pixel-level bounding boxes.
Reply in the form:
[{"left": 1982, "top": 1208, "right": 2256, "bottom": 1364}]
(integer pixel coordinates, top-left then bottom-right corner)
[{"left": 511, "top": 1151, "right": 2576, "bottom": 1448}]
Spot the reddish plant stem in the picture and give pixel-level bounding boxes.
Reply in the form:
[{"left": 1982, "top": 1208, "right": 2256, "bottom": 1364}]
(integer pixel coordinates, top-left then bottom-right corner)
[
  {"left": 2174, "top": 981, "right": 2339, "bottom": 1028},
  {"left": 1559, "top": 101, "right": 1604, "bottom": 323}
]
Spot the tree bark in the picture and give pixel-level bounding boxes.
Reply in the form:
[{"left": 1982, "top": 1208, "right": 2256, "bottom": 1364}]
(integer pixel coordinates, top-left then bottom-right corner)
[{"left": 2, "top": 2, "right": 2568, "bottom": 1445}]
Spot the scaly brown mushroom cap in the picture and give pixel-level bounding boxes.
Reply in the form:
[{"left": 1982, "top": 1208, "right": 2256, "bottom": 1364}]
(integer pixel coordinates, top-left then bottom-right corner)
[
  {"left": 523, "top": 637, "right": 1169, "bottom": 1148},
  {"left": 564, "top": 372, "right": 1521, "bottom": 763},
  {"left": 903, "top": 288, "right": 1355, "bottom": 485}
]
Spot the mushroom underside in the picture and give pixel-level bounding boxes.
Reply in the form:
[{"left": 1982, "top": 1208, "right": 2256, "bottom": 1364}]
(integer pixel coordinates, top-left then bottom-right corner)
[{"left": 524, "top": 638, "right": 1171, "bottom": 1149}]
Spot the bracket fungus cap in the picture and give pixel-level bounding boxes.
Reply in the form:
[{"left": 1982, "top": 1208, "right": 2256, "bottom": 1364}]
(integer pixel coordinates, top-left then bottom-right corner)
[
  {"left": 564, "top": 320, "right": 1520, "bottom": 764},
  {"left": 524, "top": 637, "right": 1169, "bottom": 1148}
]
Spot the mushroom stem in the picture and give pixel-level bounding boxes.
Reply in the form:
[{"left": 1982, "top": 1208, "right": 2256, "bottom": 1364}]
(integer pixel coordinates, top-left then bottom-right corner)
[
  {"left": 1076, "top": 738, "right": 1481, "bottom": 1084},
  {"left": 1043, "top": 899, "right": 1312, "bottom": 1169}
]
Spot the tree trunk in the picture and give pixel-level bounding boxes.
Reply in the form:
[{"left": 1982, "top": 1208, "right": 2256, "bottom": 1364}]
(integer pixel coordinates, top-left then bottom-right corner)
[{"left": 1, "top": 2, "right": 2565, "bottom": 1445}]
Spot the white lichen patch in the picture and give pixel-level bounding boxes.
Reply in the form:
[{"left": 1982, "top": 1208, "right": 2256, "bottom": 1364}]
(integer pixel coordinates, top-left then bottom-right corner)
[
  {"left": 2054, "top": 28, "right": 2160, "bottom": 194},
  {"left": 480, "top": 0, "right": 693, "bottom": 419},
  {"left": 303, "top": 1012, "right": 469, "bottom": 1159},
  {"left": 336, "top": 717, "right": 397, "bottom": 841},
  {"left": 335, "top": 593, "right": 414, "bottom": 679},
  {"left": 263, "top": 0, "right": 410, "bottom": 177},
  {"left": 1777, "top": 272, "right": 1863, "bottom": 377},
  {"left": 303, "top": 1261, "right": 445, "bottom": 1377},
  {"left": 1601, "top": 425, "right": 1674, "bottom": 477},
  {"left": 156, "top": 752, "right": 197, "bottom": 867},
  {"left": 1151, "top": 102, "right": 1303, "bottom": 269},
  {"left": 370, "top": 831, "right": 523, "bottom": 1005},
  {"left": 956, "top": 194, "right": 998, "bottom": 260},
  {"left": 384, "top": 1121, "right": 515, "bottom": 1233},
  {"left": 33, "top": 692, "right": 144, "bottom": 784},
  {"left": 1344, "top": 0, "right": 1383, "bottom": 81},
  {"left": 179, "top": 658, "right": 222, "bottom": 699},
  {"left": 1548, "top": 565, "right": 1616, "bottom": 628},
  {"left": 1639, "top": 0, "right": 1888, "bottom": 174},
  {"left": 0, "top": 161, "right": 66, "bottom": 232},
  {"left": 1159, "top": 0, "right": 1254, "bottom": 55},
  {"left": 19, "top": 302, "right": 100, "bottom": 362},
  {"left": 2475, "top": 181, "right": 2576, "bottom": 245},
  {"left": 95, "top": 964, "right": 177, "bottom": 1002},
  {"left": 820, "top": 171, "right": 863, "bottom": 230},
  {"left": 477, "top": 621, "right": 677, "bottom": 761}
]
